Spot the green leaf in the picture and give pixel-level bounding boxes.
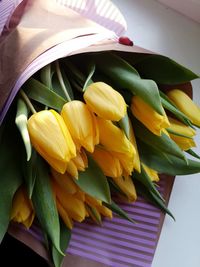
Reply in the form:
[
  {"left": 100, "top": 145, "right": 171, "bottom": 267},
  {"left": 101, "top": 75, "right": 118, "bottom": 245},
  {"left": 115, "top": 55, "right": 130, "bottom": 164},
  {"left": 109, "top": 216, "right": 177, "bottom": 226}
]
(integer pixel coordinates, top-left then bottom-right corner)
[
  {"left": 15, "top": 98, "right": 32, "bottom": 161},
  {"left": 134, "top": 179, "right": 175, "bottom": 220},
  {"left": 132, "top": 116, "right": 186, "bottom": 161},
  {"left": 92, "top": 52, "right": 164, "bottom": 115},
  {"left": 40, "top": 64, "right": 53, "bottom": 89},
  {"left": 159, "top": 90, "right": 194, "bottom": 127},
  {"left": 186, "top": 149, "right": 200, "bottom": 160},
  {"left": 23, "top": 78, "right": 66, "bottom": 111},
  {"left": 83, "top": 62, "right": 95, "bottom": 91},
  {"left": 32, "top": 155, "right": 63, "bottom": 254},
  {"left": 134, "top": 54, "right": 199, "bottom": 84},
  {"left": 75, "top": 155, "right": 111, "bottom": 203},
  {"left": 52, "top": 219, "right": 71, "bottom": 267},
  {"left": 132, "top": 165, "right": 164, "bottom": 202},
  {"left": 63, "top": 59, "right": 85, "bottom": 87},
  {"left": 0, "top": 111, "right": 22, "bottom": 242},
  {"left": 138, "top": 140, "right": 200, "bottom": 175},
  {"left": 22, "top": 149, "right": 37, "bottom": 198},
  {"left": 118, "top": 113, "right": 130, "bottom": 139},
  {"left": 52, "top": 69, "right": 74, "bottom": 100},
  {"left": 104, "top": 201, "right": 135, "bottom": 223}
]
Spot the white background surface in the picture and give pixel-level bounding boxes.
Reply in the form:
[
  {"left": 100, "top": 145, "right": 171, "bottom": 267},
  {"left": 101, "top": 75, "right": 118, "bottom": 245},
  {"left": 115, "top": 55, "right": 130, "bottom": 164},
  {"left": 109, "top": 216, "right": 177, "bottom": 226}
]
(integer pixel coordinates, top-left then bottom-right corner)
[{"left": 112, "top": 1, "right": 200, "bottom": 267}]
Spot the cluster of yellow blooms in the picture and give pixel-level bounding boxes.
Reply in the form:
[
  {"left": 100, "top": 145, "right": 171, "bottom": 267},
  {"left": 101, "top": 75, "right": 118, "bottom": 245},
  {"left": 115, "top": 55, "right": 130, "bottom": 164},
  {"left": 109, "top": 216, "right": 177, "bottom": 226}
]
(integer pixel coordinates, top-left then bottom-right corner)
[{"left": 10, "top": 82, "right": 200, "bottom": 230}]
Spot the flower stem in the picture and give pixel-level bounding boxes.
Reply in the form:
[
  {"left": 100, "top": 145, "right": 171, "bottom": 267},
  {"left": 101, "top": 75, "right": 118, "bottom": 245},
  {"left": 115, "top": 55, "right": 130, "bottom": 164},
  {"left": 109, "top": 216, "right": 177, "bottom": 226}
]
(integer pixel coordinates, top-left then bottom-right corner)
[
  {"left": 55, "top": 60, "right": 71, "bottom": 102},
  {"left": 19, "top": 89, "right": 37, "bottom": 114}
]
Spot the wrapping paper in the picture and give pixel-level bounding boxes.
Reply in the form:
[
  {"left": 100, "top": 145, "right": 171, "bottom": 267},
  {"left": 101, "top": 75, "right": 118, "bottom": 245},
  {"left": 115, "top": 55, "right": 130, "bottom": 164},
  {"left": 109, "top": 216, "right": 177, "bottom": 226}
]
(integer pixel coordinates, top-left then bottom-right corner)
[{"left": 0, "top": 1, "right": 193, "bottom": 266}]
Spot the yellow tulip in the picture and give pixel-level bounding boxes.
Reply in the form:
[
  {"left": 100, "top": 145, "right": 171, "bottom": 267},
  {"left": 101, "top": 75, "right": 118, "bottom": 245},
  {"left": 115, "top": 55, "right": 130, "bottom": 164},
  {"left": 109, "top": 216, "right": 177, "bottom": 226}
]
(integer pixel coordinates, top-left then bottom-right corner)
[
  {"left": 85, "top": 194, "right": 102, "bottom": 207},
  {"left": 10, "top": 186, "right": 35, "bottom": 228},
  {"left": 52, "top": 180, "right": 87, "bottom": 225},
  {"left": 72, "top": 149, "right": 88, "bottom": 172},
  {"left": 113, "top": 176, "right": 137, "bottom": 202},
  {"left": 111, "top": 151, "right": 134, "bottom": 177},
  {"left": 65, "top": 149, "right": 88, "bottom": 178},
  {"left": 170, "top": 135, "right": 196, "bottom": 150},
  {"left": 131, "top": 96, "right": 170, "bottom": 136},
  {"left": 142, "top": 164, "right": 159, "bottom": 182},
  {"left": 91, "top": 147, "right": 123, "bottom": 178},
  {"left": 167, "top": 89, "right": 200, "bottom": 127},
  {"left": 61, "top": 101, "right": 99, "bottom": 153},
  {"left": 97, "top": 117, "right": 136, "bottom": 156},
  {"left": 85, "top": 194, "right": 112, "bottom": 220},
  {"left": 51, "top": 169, "right": 77, "bottom": 194},
  {"left": 28, "top": 110, "right": 76, "bottom": 174},
  {"left": 97, "top": 205, "right": 112, "bottom": 219},
  {"left": 167, "top": 117, "right": 196, "bottom": 150},
  {"left": 168, "top": 117, "right": 196, "bottom": 137},
  {"left": 56, "top": 198, "right": 73, "bottom": 229},
  {"left": 84, "top": 82, "right": 127, "bottom": 121}
]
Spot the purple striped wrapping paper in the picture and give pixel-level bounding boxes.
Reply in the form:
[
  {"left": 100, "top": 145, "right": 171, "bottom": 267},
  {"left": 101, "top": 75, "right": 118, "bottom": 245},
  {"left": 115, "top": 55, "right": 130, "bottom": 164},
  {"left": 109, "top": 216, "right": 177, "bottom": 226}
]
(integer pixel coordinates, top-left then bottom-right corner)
[{"left": 9, "top": 174, "right": 175, "bottom": 267}]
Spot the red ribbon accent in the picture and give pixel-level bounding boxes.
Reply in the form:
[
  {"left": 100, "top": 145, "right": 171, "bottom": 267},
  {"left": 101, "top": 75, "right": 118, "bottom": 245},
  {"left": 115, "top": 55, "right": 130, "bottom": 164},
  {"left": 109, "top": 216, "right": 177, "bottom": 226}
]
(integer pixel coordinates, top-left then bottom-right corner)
[{"left": 118, "top": 36, "right": 133, "bottom": 46}]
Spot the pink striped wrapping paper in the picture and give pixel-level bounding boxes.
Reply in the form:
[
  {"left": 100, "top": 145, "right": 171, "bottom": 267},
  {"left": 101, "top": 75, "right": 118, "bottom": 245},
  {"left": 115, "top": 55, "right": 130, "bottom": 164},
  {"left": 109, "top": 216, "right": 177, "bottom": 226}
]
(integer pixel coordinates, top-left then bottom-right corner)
[{"left": 1, "top": 1, "right": 175, "bottom": 266}]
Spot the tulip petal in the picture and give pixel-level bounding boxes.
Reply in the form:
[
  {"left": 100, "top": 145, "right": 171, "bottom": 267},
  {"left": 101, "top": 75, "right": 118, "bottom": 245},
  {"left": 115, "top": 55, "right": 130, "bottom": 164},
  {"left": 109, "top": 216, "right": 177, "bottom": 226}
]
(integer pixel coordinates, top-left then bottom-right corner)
[
  {"left": 97, "top": 117, "right": 135, "bottom": 156},
  {"left": 131, "top": 96, "right": 170, "bottom": 136},
  {"left": 61, "top": 101, "right": 98, "bottom": 153},
  {"left": 167, "top": 89, "right": 200, "bottom": 127},
  {"left": 28, "top": 110, "right": 76, "bottom": 173},
  {"left": 53, "top": 180, "right": 86, "bottom": 222},
  {"left": 113, "top": 176, "right": 137, "bottom": 202},
  {"left": 51, "top": 169, "right": 77, "bottom": 195},
  {"left": 84, "top": 82, "right": 126, "bottom": 121},
  {"left": 92, "top": 52, "right": 164, "bottom": 115},
  {"left": 92, "top": 147, "right": 123, "bottom": 178},
  {"left": 132, "top": 116, "right": 186, "bottom": 161}
]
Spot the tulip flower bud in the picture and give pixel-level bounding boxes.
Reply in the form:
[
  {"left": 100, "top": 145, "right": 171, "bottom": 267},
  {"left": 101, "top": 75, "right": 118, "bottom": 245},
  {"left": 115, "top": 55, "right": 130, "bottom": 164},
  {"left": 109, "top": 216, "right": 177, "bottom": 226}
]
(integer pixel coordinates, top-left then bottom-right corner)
[
  {"left": 72, "top": 149, "right": 88, "bottom": 172},
  {"left": 168, "top": 117, "right": 196, "bottom": 150},
  {"left": 131, "top": 96, "right": 170, "bottom": 136},
  {"left": 51, "top": 169, "right": 78, "bottom": 194},
  {"left": 84, "top": 82, "right": 127, "bottom": 121},
  {"left": 85, "top": 194, "right": 112, "bottom": 219},
  {"left": 142, "top": 164, "right": 159, "bottom": 182},
  {"left": 52, "top": 180, "right": 87, "bottom": 227},
  {"left": 114, "top": 176, "right": 137, "bottom": 202},
  {"left": 10, "top": 186, "right": 35, "bottom": 228},
  {"left": 97, "top": 117, "right": 136, "bottom": 156},
  {"left": 58, "top": 149, "right": 88, "bottom": 179},
  {"left": 28, "top": 110, "right": 76, "bottom": 174},
  {"left": 61, "top": 101, "right": 99, "bottom": 153},
  {"left": 167, "top": 89, "right": 200, "bottom": 127},
  {"left": 92, "top": 147, "right": 123, "bottom": 178}
]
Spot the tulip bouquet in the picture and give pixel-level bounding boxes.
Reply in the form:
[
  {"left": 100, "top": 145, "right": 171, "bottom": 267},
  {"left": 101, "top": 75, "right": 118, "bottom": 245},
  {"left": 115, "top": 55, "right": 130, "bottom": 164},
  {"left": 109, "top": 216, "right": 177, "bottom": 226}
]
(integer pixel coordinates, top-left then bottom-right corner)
[{"left": 1, "top": 47, "right": 200, "bottom": 266}]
